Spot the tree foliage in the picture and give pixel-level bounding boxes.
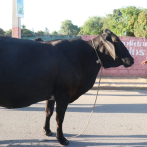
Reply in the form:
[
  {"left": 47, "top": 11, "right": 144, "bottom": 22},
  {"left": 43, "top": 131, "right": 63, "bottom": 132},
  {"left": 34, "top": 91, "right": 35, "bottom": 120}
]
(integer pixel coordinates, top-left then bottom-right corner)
[
  {"left": 44, "top": 27, "right": 49, "bottom": 35},
  {"left": 82, "top": 16, "right": 103, "bottom": 35},
  {"left": 51, "top": 31, "right": 58, "bottom": 35},
  {"left": 104, "top": 6, "right": 147, "bottom": 37},
  {"left": 106, "top": 9, "right": 125, "bottom": 36},
  {"left": 21, "top": 25, "right": 34, "bottom": 36},
  {"left": 21, "top": 24, "right": 26, "bottom": 29},
  {"left": 134, "top": 11, "right": 147, "bottom": 37},
  {"left": 101, "top": 17, "right": 110, "bottom": 31},
  {"left": 5, "top": 29, "right": 12, "bottom": 36},
  {"left": 59, "top": 20, "right": 80, "bottom": 35},
  {"left": 0, "top": 28, "right": 5, "bottom": 35},
  {"left": 1, "top": 6, "right": 147, "bottom": 37},
  {"left": 121, "top": 6, "right": 141, "bottom": 36},
  {"left": 78, "top": 27, "right": 84, "bottom": 35},
  {"left": 36, "top": 30, "right": 44, "bottom": 36}
]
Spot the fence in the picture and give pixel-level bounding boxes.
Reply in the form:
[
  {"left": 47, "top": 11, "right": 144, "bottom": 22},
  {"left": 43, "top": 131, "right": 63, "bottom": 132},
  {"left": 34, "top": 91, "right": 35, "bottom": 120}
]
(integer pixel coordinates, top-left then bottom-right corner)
[{"left": 22, "top": 35, "right": 81, "bottom": 41}]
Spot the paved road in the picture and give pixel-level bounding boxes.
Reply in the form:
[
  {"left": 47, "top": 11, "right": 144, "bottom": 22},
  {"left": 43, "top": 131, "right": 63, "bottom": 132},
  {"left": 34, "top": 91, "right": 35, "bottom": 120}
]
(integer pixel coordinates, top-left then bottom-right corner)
[{"left": 1, "top": 90, "right": 147, "bottom": 147}]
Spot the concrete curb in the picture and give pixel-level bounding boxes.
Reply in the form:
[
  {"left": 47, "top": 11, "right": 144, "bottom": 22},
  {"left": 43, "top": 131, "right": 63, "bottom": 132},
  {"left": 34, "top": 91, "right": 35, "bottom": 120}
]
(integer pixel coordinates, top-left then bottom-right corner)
[
  {"left": 92, "top": 76, "right": 147, "bottom": 90},
  {"left": 92, "top": 86, "right": 147, "bottom": 90}
]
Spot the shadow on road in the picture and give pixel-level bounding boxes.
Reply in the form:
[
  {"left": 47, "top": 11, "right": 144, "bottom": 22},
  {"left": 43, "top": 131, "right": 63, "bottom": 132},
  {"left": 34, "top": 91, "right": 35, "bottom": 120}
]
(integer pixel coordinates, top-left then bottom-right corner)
[
  {"left": 1, "top": 135, "right": 147, "bottom": 147},
  {"left": 1, "top": 103, "right": 147, "bottom": 114},
  {"left": 67, "top": 103, "right": 147, "bottom": 113}
]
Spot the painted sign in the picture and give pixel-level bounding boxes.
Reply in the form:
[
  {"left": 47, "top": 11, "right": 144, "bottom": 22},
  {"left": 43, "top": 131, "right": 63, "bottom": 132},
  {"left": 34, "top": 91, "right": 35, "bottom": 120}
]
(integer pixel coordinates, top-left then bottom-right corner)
[
  {"left": 17, "top": 0, "right": 24, "bottom": 18},
  {"left": 120, "top": 37, "right": 147, "bottom": 60}
]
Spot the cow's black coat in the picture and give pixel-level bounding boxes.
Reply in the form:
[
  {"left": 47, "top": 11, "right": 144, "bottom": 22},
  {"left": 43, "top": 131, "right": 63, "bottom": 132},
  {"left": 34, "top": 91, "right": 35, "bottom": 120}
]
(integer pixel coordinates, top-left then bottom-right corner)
[{"left": 0, "top": 29, "right": 134, "bottom": 145}]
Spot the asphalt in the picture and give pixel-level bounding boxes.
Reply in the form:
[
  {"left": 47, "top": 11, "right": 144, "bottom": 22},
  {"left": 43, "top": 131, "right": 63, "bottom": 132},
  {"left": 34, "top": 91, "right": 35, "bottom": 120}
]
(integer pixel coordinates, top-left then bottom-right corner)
[
  {"left": 93, "top": 76, "right": 147, "bottom": 90},
  {"left": 1, "top": 77, "right": 147, "bottom": 146},
  {"left": 1, "top": 90, "right": 147, "bottom": 147}
]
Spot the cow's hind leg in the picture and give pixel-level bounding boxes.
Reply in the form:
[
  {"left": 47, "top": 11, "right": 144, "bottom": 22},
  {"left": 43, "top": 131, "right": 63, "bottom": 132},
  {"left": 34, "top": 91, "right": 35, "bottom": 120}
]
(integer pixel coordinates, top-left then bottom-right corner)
[
  {"left": 55, "top": 95, "right": 69, "bottom": 145},
  {"left": 43, "top": 99, "right": 55, "bottom": 136}
]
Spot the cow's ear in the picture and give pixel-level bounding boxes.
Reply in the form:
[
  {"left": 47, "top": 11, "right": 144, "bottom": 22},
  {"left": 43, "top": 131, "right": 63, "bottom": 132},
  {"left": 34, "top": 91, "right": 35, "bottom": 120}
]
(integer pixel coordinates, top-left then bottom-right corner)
[{"left": 100, "top": 36, "right": 116, "bottom": 60}]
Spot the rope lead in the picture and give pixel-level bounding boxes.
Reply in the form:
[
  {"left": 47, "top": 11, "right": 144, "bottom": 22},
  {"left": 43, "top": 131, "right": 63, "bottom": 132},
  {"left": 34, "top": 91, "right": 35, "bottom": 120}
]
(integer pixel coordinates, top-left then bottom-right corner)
[{"left": 67, "top": 68, "right": 102, "bottom": 139}]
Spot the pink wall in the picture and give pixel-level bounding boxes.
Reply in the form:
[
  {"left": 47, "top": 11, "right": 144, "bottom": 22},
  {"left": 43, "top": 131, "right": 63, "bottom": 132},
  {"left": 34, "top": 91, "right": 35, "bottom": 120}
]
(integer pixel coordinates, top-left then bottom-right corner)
[{"left": 82, "top": 36, "right": 147, "bottom": 77}]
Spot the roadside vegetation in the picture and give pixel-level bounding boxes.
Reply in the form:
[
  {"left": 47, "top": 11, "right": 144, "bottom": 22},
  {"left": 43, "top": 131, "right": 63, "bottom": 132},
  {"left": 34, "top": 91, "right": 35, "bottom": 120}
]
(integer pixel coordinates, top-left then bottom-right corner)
[{"left": 1, "top": 6, "right": 147, "bottom": 37}]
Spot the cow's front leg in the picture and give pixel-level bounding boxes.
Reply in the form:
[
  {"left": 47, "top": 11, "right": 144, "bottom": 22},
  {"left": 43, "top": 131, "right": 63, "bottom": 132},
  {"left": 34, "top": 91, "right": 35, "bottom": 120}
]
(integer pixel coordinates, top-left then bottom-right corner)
[
  {"left": 55, "top": 96, "right": 69, "bottom": 145},
  {"left": 43, "top": 100, "right": 55, "bottom": 136}
]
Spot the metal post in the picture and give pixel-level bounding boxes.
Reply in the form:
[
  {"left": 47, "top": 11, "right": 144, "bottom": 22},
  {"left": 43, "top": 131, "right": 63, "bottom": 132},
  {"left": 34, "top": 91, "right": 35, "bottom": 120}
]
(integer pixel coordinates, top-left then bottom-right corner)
[{"left": 12, "top": 0, "right": 21, "bottom": 38}]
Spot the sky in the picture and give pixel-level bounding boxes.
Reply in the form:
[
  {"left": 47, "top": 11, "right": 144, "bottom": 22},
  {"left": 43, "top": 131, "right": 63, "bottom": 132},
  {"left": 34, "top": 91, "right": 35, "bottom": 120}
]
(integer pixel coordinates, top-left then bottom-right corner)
[{"left": 0, "top": 0, "right": 147, "bottom": 33}]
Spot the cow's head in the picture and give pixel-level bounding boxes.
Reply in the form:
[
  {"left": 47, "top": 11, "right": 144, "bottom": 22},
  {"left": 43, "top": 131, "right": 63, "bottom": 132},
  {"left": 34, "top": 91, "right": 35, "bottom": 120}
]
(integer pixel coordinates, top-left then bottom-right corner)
[{"left": 93, "top": 29, "right": 134, "bottom": 68}]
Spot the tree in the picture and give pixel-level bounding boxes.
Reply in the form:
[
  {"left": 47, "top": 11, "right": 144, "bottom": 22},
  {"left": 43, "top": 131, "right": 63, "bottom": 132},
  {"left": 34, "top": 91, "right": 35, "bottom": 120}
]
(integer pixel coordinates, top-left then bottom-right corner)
[
  {"left": 106, "top": 7, "right": 142, "bottom": 36},
  {"left": 21, "top": 29, "right": 34, "bottom": 36},
  {"left": 58, "top": 30, "right": 62, "bottom": 35},
  {"left": 21, "top": 24, "right": 26, "bottom": 29},
  {"left": 134, "top": 11, "right": 147, "bottom": 37},
  {"left": 37, "top": 30, "right": 44, "bottom": 36},
  {"left": 44, "top": 27, "right": 49, "bottom": 35},
  {"left": 106, "top": 9, "right": 124, "bottom": 36},
  {"left": 0, "top": 28, "right": 5, "bottom": 35},
  {"left": 59, "top": 20, "right": 80, "bottom": 35},
  {"left": 101, "top": 17, "right": 110, "bottom": 31},
  {"left": 5, "top": 29, "right": 12, "bottom": 36},
  {"left": 31, "top": 28, "right": 35, "bottom": 34},
  {"left": 81, "top": 16, "right": 103, "bottom": 35},
  {"left": 21, "top": 25, "right": 34, "bottom": 36},
  {"left": 78, "top": 27, "right": 84, "bottom": 35},
  {"left": 72, "top": 25, "right": 80, "bottom": 35},
  {"left": 51, "top": 31, "right": 58, "bottom": 35},
  {"left": 120, "top": 6, "right": 141, "bottom": 36}
]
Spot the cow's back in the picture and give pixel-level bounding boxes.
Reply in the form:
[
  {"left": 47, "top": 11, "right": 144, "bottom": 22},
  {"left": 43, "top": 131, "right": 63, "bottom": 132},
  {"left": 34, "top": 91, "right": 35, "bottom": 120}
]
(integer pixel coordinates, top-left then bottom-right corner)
[{"left": 0, "top": 37, "right": 58, "bottom": 108}]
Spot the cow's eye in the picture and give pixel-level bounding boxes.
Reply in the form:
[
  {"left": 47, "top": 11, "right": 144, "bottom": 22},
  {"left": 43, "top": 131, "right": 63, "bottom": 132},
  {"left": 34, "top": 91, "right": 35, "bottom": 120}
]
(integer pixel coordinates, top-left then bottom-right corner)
[{"left": 115, "top": 38, "right": 120, "bottom": 43}]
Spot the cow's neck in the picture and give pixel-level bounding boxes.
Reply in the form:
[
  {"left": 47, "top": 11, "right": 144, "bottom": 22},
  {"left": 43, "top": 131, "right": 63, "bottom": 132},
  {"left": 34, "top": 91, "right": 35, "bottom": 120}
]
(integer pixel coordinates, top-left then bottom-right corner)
[{"left": 87, "top": 37, "right": 102, "bottom": 65}]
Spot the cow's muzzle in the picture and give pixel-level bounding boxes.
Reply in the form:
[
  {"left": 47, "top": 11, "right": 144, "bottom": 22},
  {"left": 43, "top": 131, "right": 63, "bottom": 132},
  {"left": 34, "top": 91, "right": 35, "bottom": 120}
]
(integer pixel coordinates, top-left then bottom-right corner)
[{"left": 122, "top": 58, "right": 134, "bottom": 67}]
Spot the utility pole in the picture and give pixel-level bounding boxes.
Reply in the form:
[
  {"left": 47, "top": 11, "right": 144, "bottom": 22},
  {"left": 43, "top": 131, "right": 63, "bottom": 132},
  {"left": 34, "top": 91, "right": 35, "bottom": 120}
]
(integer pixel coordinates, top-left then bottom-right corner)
[{"left": 12, "top": 0, "right": 24, "bottom": 38}]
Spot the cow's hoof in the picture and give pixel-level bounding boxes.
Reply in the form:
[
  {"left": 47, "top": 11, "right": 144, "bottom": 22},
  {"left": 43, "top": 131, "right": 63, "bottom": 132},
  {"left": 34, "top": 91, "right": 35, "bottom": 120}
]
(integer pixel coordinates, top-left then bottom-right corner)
[
  {"left": 57, "top": 137, "right": 69, "bottom": 145},
  {"left": 43, "top": 128, "right": 53, "bottom": 136}
]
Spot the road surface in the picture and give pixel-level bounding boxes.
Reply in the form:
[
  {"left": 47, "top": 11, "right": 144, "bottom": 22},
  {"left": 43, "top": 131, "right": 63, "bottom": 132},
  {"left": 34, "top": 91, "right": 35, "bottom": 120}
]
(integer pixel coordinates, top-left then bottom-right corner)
[{"left": 1, "top": 90, "right": 147, "bottom": 147}]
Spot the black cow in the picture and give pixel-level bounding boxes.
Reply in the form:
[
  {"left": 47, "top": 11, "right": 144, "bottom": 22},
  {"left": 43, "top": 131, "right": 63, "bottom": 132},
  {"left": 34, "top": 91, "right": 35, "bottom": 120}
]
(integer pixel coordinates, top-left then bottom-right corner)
[{"left": 0, "top": 29, "right": 134, "bottom": 145}]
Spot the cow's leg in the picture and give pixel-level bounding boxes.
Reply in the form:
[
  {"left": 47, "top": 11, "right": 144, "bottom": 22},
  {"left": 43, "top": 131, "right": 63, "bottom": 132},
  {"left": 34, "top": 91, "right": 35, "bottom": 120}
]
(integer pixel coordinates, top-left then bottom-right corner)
[
  {"left": 55, "top": 95, "right": 69, "bottom": 145},
  {"left": 43, "top": 100, "right": 55, "bottom": 136}
]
